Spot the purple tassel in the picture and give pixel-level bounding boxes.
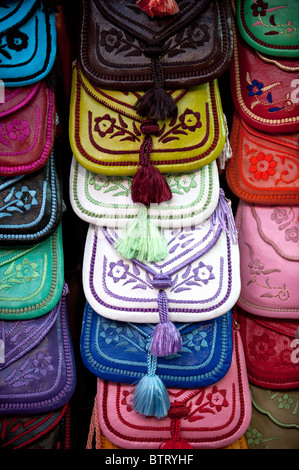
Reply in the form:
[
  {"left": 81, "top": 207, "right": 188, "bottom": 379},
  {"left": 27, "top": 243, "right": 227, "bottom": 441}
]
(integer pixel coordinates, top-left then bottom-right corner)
[
  {"left": 150, "top": 290, "right": 182, "bottom": 357},
  {"left": 212, "top": 189, "right": 238, "bottom": 244}
]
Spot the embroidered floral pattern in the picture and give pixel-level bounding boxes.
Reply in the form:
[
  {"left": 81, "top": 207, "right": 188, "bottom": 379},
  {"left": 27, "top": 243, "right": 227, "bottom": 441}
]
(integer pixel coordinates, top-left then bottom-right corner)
[
  {"left": 0, "top": 120, "right": 31, "bottom": 147},
  {"left": 245, "top": 241, "right": 290, "bottom": 301},
  {"left": 88, "top": 173, "right": 132, "bottom": 197},
  {"left": 270, "top": 207, "right": 299, "bottom": 245},
  {"left": 5, "top": 351, "right": 54, "bottom": 388},
  {"left": 94, "top": 113, "right": 140, "bottom": 143},
  {"left": 250, "top": 1, "right": 296, "bottom": 38},
  {"left": 0, "top": 185, "right": 38, "bottom": 218},
  {"left": 0, "top": 29, "right": 29, "bottom": 63},
  {"left": 245, "top": 72, "right": 295, "bottom": 113},
  {"left": 98, "top": 21, "right": 210, "bottom": 60},
  {"left": 108, "top": 260, "right": 130, "bottom": 283},
  {"left": 0, "top": 257, "right": 39, "bottom": 290},
  {"left": 249, "top": 151, "right": 277, "bottom": 181},
  {"left": 245, "top": 426, "right": 278, "bottom": 448},
  {"left": 249, "top": 333, "right": 276, "bottom": 361}
]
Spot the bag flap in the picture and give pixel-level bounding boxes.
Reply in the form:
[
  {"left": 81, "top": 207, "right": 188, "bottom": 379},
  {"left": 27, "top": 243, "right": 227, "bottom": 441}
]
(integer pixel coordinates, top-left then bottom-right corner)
[
  {"left": 70, "top": 63, "right": 226, "bottom": 175},
  {"left": 226, "top": 111, "right": 299, "bottom": 204},
  {"left": 236, "top": 0, "right": 299, "bottom": 57},
  {"left": 82, "top": 216, "right": 241, "bottom": 323},
  {"left": 80, "top": 302, "right": 233, "bottom": 388},
  {"left": 0, "top": 1, "right": 57, "bottom": 87},
  {"left": 0, "top": 284, "right": 76, "bottom": 415},
  {"left": 0, "top": 82, "right": 41, "bottom": 119},
  {"left": 0, "top": 403, "right": 69, "bottom": 449},
  {"left": 0, "top": 153, "right": 63, "bottom": 245},
  {"left": 0, "top": 0, "right": 37, "bottom": 35},
  {"left": 70, "top": 155, "right": 220, "bottom": 228},
  {"left": 230, "top": 23, "right": 299, "bottom": 133},
  {"left": 235, "top": 199, "right": 299, "bottom": 318},
  {"left": 236, "top": 307, "right": 299, "bottom": 388},
  {"left": 96, "top": 329, "right": 252, "bottom": 449},
  {"left": 80, "top": 0, "right": 233, "bottom": 89},
  {"left": 0, "top": 82, "right": 56, "bottom": 176},
  {"left": 0, "top": 223, "right": 64, "bottom": 321},
  {"left": 252, "top": 204, "right": 299, "bottom": 261}
]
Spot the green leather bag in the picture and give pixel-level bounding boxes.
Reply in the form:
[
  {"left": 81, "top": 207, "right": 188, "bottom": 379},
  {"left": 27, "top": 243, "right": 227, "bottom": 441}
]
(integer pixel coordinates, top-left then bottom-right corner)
[
  {"left": 236, "top": 0, "right": 299, "bottom": 57},
  {"left": 0, "top": 223, "right": 64, "bottom": 320}
]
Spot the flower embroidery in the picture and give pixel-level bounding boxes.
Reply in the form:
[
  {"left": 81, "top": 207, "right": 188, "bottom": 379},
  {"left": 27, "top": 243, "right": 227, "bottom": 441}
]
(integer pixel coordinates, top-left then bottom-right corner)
[
  {"left": 192, "top": 261, "right": 215, "bottom": 284},
  {"left": 179, "top": 109, "right": 202, "bottom": 132},
  {"left": 121, "top": 390, "right": 134, "bottom": 412},
  {"left": 6, "top": 120, "right": 30, "bottom": 141},
  {"left": 186, "top": 331, "right": 208, "bottom": 352},
  {"left": 185, "top": 24, "right": 210, "bottom": 48},
  {"left": 206, "top": 386, "right": 229, "bottom": 412},
  {"left": 248, "top": 257, "right": 264, "bottom": 275},
  {"left": 0, "top": 29, "right": 29, "bottom": 62},
  {"left": 108, "top": 260, "right": 130, "bottom": 283},
  {"left": 285, "top": 226, "right": 299, "bottom": 243},
  {"left": 99, "top": 320, "right": 123, "bottom": 345},
  {"left": 247, "top": 79, "right": 264, "bottom": 96},
  {"left": 172, "top": 173, "right": 197, "bottom": 194},
  {"left": 251, "top": 0, "right": 269, "bottom": 17},
  {"left": 249, "top": 152, "right": 277, "bottom": 181},
  {"left": 14, "top": 186, "right": 38, "bottom": 210},
  {"left": 15, "top": 258, "right": 39, "bottom": 282},
  {"left": 94, "top": 115, "right": 117, "bottom": 137},
  {"left": 277, "top": 393, "right": 294, "bottom": 410},
  {"left": 32, "top": 352, "right": 54, "bottom": 377},
  {"left": 249, "top": 333, "right": 276, "bottom": 361},
  {"left": 271, "top": 208, "right": 289, "bottom": 225},
  {"left": 100, "top": 28, "right": 123, "bottom": 52}
]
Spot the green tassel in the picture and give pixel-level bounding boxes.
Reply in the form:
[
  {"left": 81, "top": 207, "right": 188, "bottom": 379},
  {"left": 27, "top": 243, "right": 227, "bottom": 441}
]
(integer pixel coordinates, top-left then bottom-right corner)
[{"left": 114, "top": 205, "right": 168, "bottom": 262}]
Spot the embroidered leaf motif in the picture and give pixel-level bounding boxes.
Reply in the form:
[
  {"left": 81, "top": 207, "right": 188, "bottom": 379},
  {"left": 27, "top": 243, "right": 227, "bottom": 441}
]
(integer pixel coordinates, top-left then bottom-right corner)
[
  {"left": 265, "top": 31, "right": 279, "bottom": 35},
  {"left": 269, "top": 15, "right": 276, "bottom": 26},
  {"left": 182, "top": 264, "right": 192, "bottom": 279},
  {"left": 132, "top": 283, "right": 147, "bottom": 290},
  {"left": 173, "top": 287, "right": 191, "bottom": 293}
]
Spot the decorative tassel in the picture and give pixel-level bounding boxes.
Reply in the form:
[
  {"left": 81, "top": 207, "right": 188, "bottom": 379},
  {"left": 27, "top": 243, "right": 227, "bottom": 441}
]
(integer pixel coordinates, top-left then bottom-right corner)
[
  {"left": 131, "top": 120, "right": 172, "bottom": 205},
  {"left": 134, "top": 58, "right": 178, "bottom": 121},
  {"left": 212, "top": 188, "right": 238, "bottom": 244},
  {"left": 113, "top": 205, "right": 168, "bottom": 262},
  {"left": 217, "top": 115, "right": 232, "bottom": 170},
  {"left": 150, "top": 290, "right": 182, "bottom": 357},
  {"left": 137, "top": 0, "right": 179, "bottom": 17},
  {"left": 161, "top": 402, "right": 194, "bottom": 449},
  {"left": 133, "top": 354, "right": 170, "bottom": 418}
]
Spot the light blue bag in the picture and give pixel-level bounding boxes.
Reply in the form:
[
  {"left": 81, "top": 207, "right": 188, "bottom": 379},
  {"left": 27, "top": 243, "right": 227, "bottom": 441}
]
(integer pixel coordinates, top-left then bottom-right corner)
[{"left": 0, "top": 0, "right": 57, "bottom": 86}]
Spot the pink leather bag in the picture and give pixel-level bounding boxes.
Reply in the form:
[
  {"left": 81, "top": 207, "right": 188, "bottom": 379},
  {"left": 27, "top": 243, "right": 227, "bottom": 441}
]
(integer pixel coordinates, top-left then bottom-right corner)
[
  {"left": 235, "top": 200, "right": 299, "bottom": 319},
  {"left": 88, "top": 328, "right": 252, "bottom": 449}
]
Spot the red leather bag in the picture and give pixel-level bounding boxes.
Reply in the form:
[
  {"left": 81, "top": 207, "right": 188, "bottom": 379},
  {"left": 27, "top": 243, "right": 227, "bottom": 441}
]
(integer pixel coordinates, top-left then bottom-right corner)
[
  {"left": 230, "top": 26, "right": 299, "bottom": 134},
  {"left": 235, "top": 307, "right": 299, "bottom": 390},
  {"left": 0, "top": 81, "right": 56, "bottom": 176},
  {"left": 226, "top": 111, "right": 299, "bottom": 204}
]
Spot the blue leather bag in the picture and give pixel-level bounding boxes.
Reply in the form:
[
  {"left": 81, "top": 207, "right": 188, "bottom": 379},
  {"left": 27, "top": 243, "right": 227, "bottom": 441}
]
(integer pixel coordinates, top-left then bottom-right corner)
[
  {"left": 80, "top": 301, "right": 234, "bottom": 389},
  {"left": 0, "top": 0, "right": 57, "bottom": 86}
]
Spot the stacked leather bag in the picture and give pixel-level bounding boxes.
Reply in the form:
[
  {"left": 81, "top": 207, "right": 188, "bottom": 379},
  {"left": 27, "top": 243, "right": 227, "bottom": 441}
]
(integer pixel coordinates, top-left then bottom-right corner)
[
  {"left": 69, "top": 0, "right": 253, "bottom": 449},
  {"left": 225, "top": 0, "right": 299, "bottom": 449},
  {"left": 0, "top": 1, "right": 76, "bottom": 449}
]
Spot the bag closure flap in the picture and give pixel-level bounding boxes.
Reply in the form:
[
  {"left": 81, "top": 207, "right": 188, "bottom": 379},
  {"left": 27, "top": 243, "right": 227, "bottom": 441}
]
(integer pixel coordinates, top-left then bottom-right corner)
[{"left": 0, "top": 0, "right": 38, "bottom": 36}]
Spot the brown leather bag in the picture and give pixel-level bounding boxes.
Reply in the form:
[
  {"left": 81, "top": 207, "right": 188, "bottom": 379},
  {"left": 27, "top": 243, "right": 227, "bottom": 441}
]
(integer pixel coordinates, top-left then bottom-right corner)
[{"left": 79, "top": 0, "right": 233, "bottom": 120}]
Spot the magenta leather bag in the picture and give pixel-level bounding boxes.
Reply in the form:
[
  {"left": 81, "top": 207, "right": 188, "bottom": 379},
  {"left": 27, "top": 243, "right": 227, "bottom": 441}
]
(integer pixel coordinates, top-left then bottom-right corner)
[{"left": 235, "top": 200, "right": 299, "bottom": 319}]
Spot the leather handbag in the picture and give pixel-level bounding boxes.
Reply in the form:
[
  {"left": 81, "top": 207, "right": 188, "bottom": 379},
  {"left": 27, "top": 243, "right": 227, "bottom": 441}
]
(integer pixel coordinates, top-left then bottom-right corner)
[
  {"left": 226, "top": 111, "right": 299, "bottom": 205},
  {"left": 69, "top": 63, "right": 230, "bottom": 206},
  {"left": 85, "top": 328, "right": 252, "bottom": 449},
  {"left": 0, "top": 283, "right": 76, "bottom": 416},
  {"left": 230, "top": 24, "right": 299, "bottom": 133},
  {"left": 0, "top": 403, "right": 71, "bottom": 449},
  {"left": 80, "top": 301, "right": 234, "bottom": 390},
  {"left": 69, "top": 155, "right": 220, "bottom": 230},
  {"left": 82, "top": 212, "right": 240, "bottom": 325},
  {"left": 235, "top": 306, "right": 299, "bottom": 389},
  {"left": 0, "top": 153, "right": 62, "bottom": 245},
  {"left": 79, "top": 0, "right": 233, "bottom": 121},
  {"left": 235, "top": 199, "right": 299, "bottom": 319},
  {"left": 236, "top": 0, "right": 299, "bottom": 58},
  {"left": 0, "top": 223, "right": 64, "bottom": 321},
  {"left": 246, "top": 384, "right": 299, "bottom": 449},
  {"left": 0, "top": 80, "right": 56, "bottom": 176},
  {"left": 0, "top": 0, "right": 57, "bottom": 86}
]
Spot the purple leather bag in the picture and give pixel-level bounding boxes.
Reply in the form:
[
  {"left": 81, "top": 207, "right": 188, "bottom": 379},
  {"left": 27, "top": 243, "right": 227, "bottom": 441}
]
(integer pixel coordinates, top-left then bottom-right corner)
[{"left": 0, "top": 283, "right": 76, "bottom": 415}]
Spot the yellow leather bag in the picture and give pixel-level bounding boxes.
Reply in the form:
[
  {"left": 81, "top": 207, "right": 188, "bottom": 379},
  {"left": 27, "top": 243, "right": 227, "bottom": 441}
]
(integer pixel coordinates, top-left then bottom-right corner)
[{"left": 69, "top": 62, "right": 228, "bottom": 205}]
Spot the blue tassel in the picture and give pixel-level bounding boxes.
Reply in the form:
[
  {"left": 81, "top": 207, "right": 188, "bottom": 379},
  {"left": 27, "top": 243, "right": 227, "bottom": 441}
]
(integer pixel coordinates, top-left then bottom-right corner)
[{"left": 133, "top": 354, "right": 170, "bottom": 418}]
